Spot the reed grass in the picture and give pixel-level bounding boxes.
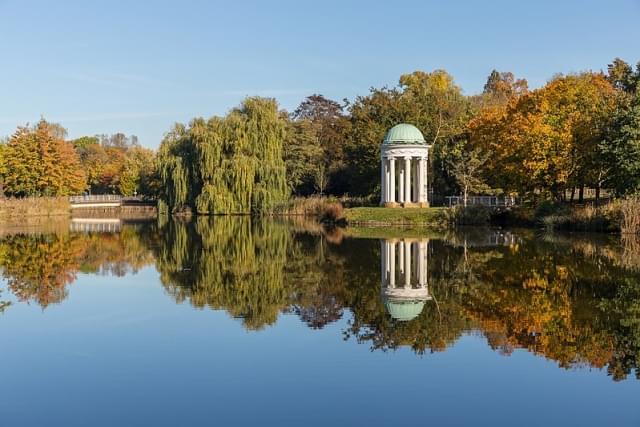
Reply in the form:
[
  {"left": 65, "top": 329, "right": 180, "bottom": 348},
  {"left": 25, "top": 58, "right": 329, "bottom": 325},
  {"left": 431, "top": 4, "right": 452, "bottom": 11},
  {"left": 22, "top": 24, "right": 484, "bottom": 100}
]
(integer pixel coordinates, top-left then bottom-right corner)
[
  {"left": 0, "top": 197, "right": 70, "bottom": 220},
  {"left": 619, "top": 197, "right": 640, "bottom": 235},
  {"left": 273, "top": 196, "right": 345, "bottom": 222}
]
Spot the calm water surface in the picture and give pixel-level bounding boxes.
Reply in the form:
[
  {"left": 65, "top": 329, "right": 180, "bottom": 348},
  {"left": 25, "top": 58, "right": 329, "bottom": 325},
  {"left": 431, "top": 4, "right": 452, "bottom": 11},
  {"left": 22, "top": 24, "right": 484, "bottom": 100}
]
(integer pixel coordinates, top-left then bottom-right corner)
[{"left": 1, "top": 217, "right": 639, "bottom": 426}]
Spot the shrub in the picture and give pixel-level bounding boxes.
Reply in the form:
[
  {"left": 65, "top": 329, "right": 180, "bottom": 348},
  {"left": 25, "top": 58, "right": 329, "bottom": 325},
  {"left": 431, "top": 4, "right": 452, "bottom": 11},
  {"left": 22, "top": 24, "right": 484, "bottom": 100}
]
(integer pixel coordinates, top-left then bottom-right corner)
[
  {"left": 538, "top": 201, "right": 621, "bottom": 232},
  {"left": 534, "top": 200, "right": 567, "bottom": 221},
  {"left": 443, "top": 205, "right": 490, "bottom": 226},
  {"left": 320, "top": 202, "right": 344, "bottom": 223}
]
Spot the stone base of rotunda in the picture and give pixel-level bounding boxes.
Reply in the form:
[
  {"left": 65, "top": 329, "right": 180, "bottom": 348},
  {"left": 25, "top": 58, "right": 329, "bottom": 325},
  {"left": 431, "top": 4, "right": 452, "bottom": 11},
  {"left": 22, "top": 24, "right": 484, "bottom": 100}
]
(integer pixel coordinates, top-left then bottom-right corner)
[
  {"left": 381, "top": 202, "right": 430, "bottom": 208},
  {"left": 381, "top": 202, "right": 400, "bottom": 208},
  {"left": 401, "top": 202, "right": 430, "bottom": 208},
  {"left": 402, "top": 202, "right": 419, "bottom": 208}
]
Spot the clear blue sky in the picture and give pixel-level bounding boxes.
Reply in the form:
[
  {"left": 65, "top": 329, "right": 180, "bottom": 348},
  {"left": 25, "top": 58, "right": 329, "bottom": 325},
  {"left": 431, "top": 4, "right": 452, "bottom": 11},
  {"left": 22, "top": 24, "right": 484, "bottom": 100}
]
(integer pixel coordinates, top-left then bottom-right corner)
[{"left": 1, "top": 0, "right": 639, "bottom": 147}]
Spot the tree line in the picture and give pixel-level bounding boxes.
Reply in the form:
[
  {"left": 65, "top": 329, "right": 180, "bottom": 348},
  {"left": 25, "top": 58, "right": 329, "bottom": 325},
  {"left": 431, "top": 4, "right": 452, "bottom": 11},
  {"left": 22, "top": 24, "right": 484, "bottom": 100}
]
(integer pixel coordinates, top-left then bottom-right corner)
[
  {"left": 1, "top": 57, "right": 638, "bottom": 210},
  {"left": 0, "top": 120, "right": 158, "bottom": 197}
]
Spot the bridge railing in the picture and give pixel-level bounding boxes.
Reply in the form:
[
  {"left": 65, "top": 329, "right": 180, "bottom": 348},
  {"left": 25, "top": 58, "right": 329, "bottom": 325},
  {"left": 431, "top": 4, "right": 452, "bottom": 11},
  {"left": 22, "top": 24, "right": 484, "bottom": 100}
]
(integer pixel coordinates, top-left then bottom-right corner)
[
  {"left": 69, "top": 195, "right": 123, "bottom": 204},
  {"left": 446, "top": 196, "right": 517, "bottom": 207}
]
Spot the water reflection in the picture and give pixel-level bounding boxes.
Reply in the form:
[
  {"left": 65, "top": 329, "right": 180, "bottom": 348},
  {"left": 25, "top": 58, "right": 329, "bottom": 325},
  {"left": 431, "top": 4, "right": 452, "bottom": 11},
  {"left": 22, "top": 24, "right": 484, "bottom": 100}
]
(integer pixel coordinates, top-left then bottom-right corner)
[
  {"left": 0, "top": 222, "right": 155, "bottom": 307},
  {"left": 0, "top": 218, "right": 639, "bottom": 381},
  {"left": 70, "top": 218, "right": 122, "bottom": 233},
  {"left": 381, "top": 238, "right": 431, "bottom": 322},
  {"left": 154, "top": 217, "right": 292, "bottom": 330}
]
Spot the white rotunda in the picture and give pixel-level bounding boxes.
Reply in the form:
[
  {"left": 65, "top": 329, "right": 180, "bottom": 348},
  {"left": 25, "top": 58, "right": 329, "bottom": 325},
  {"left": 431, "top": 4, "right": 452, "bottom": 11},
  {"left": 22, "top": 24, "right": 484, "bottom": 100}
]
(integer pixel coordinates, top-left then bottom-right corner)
[{"left": 380, "top": 124, "right": 431, "bottom": 207}]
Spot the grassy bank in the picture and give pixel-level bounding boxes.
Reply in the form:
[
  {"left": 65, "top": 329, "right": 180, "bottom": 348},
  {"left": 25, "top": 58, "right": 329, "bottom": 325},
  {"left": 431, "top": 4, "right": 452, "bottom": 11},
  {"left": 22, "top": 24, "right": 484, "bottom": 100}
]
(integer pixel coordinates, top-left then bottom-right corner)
[
  {"left": 0, "top": 197, "right": 70, "bottom": 220},
  {"left": 344, "top": 207, "right": 447, "bottom": 227}
]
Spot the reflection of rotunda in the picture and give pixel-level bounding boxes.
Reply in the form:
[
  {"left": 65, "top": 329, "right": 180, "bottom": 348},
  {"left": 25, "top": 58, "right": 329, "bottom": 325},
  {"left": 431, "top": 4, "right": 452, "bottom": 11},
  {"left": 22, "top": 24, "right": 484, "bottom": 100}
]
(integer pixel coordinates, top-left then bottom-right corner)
[{"left": 381, "top": 238, "right": 431, "bottom": 321}]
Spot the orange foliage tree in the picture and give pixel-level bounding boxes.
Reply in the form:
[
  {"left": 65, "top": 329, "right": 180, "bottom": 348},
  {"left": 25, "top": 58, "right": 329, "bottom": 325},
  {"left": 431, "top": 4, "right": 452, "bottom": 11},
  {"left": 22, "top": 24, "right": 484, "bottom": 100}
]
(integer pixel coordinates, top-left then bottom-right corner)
[{"left": 2, "top": 120, "right": 86, "bottom": 196}]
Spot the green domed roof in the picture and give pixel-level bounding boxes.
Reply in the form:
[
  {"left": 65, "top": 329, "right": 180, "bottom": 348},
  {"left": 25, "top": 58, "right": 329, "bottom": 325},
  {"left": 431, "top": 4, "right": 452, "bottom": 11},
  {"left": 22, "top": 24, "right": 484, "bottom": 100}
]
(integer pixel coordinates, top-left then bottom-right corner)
[
  {"left": 385, "top": 299, "right": 425, "bottom": 322},
  {"left": 383, "top": 124, "right": 427, "bottom": 145}
]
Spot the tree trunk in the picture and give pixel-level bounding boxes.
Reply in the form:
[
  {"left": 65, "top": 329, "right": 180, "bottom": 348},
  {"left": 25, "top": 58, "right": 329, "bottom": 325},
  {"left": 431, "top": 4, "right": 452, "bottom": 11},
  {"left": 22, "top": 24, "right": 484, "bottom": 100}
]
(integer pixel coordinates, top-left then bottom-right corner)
[
  {"left": 578, "top": 185, "right": 584, "bottom": 204},
  {"left": 570, "top": 187, "right": 576, "bottom": 204},
  {"left": 463, "top": 185, "right": 468, "bottom": 208},
  {"left": 595, "top": 170, "right": 603, "bottom": 207}
]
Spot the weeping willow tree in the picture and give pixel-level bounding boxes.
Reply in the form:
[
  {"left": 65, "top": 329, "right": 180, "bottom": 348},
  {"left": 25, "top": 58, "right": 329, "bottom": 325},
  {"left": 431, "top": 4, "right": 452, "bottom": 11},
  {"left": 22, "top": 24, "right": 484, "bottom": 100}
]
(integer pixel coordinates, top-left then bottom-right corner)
[{"left": 158, "top": 97, "right": 289, "bottom": 215}]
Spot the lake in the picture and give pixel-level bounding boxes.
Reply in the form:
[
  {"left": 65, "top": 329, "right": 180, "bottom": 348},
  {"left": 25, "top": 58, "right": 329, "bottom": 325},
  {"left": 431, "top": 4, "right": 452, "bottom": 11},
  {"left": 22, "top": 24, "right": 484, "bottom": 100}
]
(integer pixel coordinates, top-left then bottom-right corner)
[{"left": 0, "top": 217, "right": 639, "bottom": 426}]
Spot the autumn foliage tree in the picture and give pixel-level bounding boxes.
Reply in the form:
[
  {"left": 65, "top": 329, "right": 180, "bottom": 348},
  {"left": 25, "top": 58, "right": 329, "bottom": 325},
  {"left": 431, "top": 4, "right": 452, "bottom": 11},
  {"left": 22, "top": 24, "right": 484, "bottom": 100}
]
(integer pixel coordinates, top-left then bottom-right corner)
[
  {"left": 71, "top": 133, "right": 155, "bottom": 196},
  {"left": 469, "top": 72, "right": 618, "bottom": 200},
  {"left": 2, "top": 120, "right": 86, "bottom": 196}
]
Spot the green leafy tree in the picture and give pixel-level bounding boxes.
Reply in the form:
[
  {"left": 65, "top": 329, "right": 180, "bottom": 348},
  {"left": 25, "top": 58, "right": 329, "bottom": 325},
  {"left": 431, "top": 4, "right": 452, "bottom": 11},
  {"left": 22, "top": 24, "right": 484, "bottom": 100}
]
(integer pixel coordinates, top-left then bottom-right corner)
[
  {"left": 118, "top": 146, "right": 157, "bottom": 196},
  {"left": 283, "top": 118, "right": 324, "bottom": 195},
  {"left": 290, "top": 95, "right": 351, "bottom": 195},
  {"left": 345, "top": 70, "right": 472, "bottom": 197},
  {"left": 607, "top": 58, "right": 639, "bottom": 94},
  {"left": 71, "top": 136, "right": 99, "bottom": 150},
  {"left": 601, "top": 92, "right": 640, "bottom": 195}
]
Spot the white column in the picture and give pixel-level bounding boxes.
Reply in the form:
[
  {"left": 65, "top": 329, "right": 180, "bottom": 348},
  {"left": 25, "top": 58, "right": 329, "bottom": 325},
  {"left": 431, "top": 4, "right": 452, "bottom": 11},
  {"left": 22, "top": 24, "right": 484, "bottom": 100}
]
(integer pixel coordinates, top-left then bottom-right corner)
[
  {"left": 411, "top": 241, "right": 420, "bottom": 283},
  {"left": 399, "top": 165, "right": 405, "bottom": 203},
  {"left": 389, "top": 158, "right": 396, "bottom": 203},
  {"left": 418, "top": 157, "right": 425, "bottom": 203},
  {"left": 381, "top": 240, "right": 387, "bottom": 286},
  {"left": 381, "top": 157, "right": 386, "bottom": 204},
  {"left": 417, "top": 241, "right": 424, "bottom": 286},
  {"left": 404, "top": 240, "right": 411, "bottom": 287},
  {"left": 399, "top": 239, "right": 405, "bottom": 274},
  {"left": 389, "top": 241, "right": 396, "bottom": 287},
  {"left": 415, "top": 161, "right": 420, "bottom": 202},
  {"left": 404, "top": 157, "right": 411, "bottom": 204},
  {"left": 412, "top": 161, "right": 418, "bottom": 203},
  {"left": 424, "top": 153, "right": 429, "bottom": 206}
]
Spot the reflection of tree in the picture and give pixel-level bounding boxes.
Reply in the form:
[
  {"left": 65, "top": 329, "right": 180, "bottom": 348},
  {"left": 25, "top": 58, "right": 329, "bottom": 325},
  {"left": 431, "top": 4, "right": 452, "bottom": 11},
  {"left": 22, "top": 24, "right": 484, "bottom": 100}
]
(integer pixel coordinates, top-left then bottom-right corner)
[
  {"left": 0, "top": 291, "right": 10, "bottom": 314},
  {"left": 0, "top": 225, "right": 155, "bottom": 308},
  {"left": 451, "top": 235, "right": 640, "bottom": 381},
  {"left": 155, "top": 217, "right": 292, "bottom": 330},
  {"left": 1, "top": 234, "right": 86, "bottom": 307},
  {"left": 286, "top": 232, "right": 348, "bottom": 329},
  {"left": 77, "top": 226, "right": 156, "bottom": 276}
]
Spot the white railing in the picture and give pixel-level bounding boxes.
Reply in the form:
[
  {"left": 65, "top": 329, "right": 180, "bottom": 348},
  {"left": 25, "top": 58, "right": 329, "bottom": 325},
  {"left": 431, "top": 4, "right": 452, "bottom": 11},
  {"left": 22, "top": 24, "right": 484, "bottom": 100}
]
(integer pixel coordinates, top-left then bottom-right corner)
[
  {"left": 69, "top": 195, "right": 123, "bottom": 204},
  {"left": 446, "top": 196, "right": 517, "bottom": 207}
]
